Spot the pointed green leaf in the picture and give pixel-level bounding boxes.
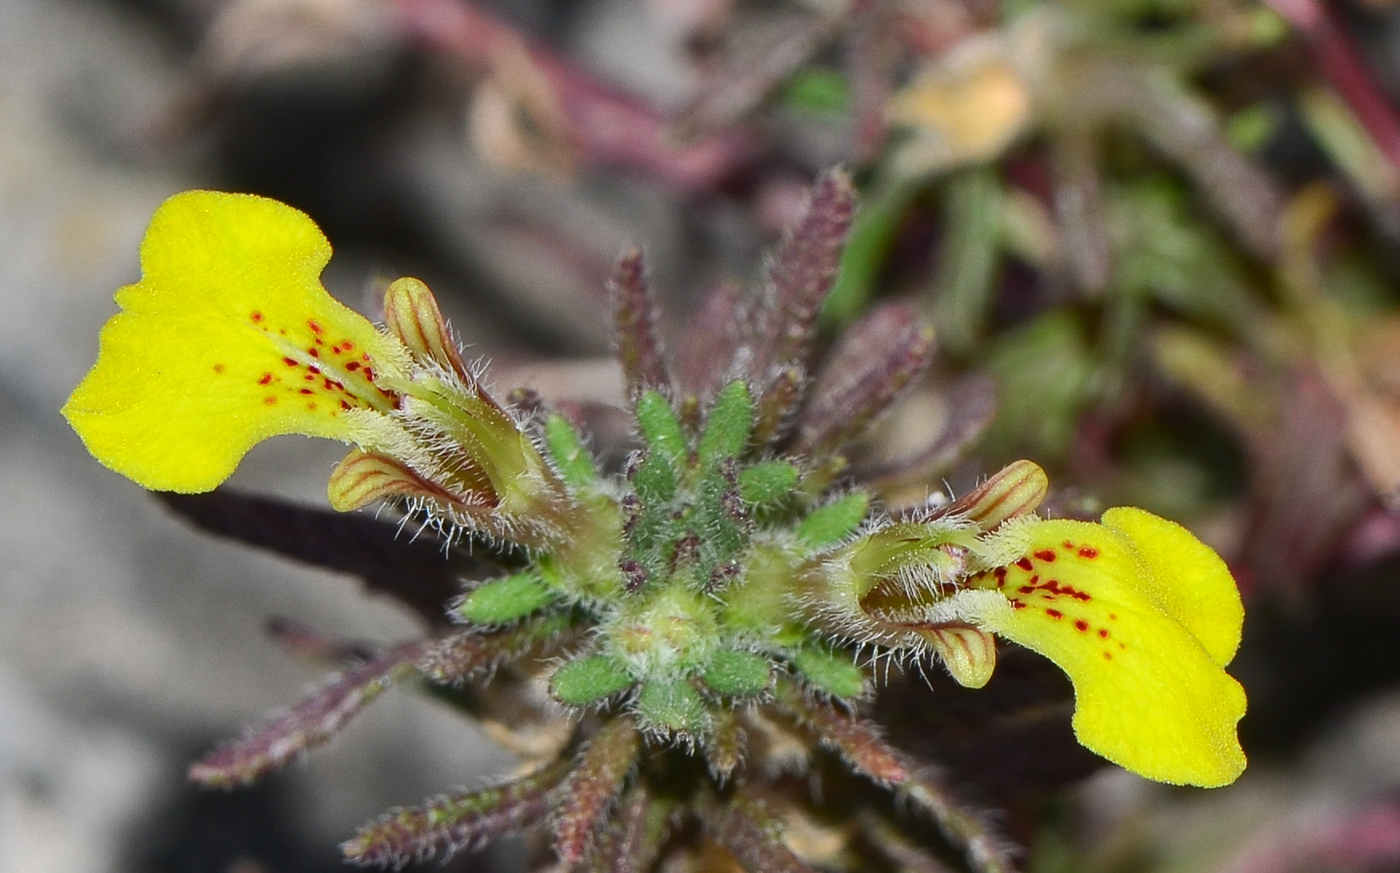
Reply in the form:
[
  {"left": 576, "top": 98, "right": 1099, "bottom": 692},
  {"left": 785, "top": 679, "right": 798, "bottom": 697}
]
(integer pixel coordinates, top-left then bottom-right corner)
[
  {"left": 543, "top": 414, "right": 597, "bottom": 488},
  {"left": 738, "top": 461, "right": 799, "bottom": 507},
  {"left": 636, "top": 680, "right": 708, "bottom": 736},
  {"left": 791, "top": 646, "right": 868, "bottom": 699},
  {"left": 455, "top": 572, "right": 555, "bottom": 625},
  {"left": 702, "top": 650, "right": 773, "bottom": 698},
  {"left": 698, "top": 381, "right": 753, "bottom": 466},
  {"left": 632, "top": 449, "right": 679, "bottom": 506},
  {"left": 636, "top": 390, "right": 687, "bottom": 470},
  {"left": 550, "top": 655, "right": 634, "bottom": 706},
  {"left": 797, "top": 492, "right": 870, "bottom": 548}
]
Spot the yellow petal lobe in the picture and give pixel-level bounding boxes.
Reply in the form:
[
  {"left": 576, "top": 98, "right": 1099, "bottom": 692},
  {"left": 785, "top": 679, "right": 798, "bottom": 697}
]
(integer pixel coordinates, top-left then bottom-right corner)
[
  {"left": 1100, "top": 506, "right": 1243, "bottom": 666},
  {"left": 62, "top": 190, "right": 411, "bottom": 492},
  {"left": 972, "top": 513, "right": 1246, "bottom": 787}
]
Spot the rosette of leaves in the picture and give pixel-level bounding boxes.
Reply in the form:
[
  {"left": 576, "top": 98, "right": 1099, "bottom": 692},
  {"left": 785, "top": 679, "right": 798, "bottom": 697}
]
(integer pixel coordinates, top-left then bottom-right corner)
[{"left": 163, "top": 170, "right": 1026, "bottom": 873}]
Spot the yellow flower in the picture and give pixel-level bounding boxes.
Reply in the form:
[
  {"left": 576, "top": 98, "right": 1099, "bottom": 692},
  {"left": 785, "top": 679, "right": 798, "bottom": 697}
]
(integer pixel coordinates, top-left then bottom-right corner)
[
  {"left": 62, "top": 190, "right": 412, "bottom": 493},
  {"left": 62, "top": 190, "right": 567, "bottom": 542},
  {"left": 821, "top": 461, "right": 1246, "bottom": 787},
  {"left": 965, "top": 507, "right": 1247, "bottom": 788}
]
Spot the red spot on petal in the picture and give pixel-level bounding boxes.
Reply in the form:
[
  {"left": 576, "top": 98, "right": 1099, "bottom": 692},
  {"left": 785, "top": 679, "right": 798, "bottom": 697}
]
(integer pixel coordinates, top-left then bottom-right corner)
[
  {"left": 307, "top": 320, "right": 324, "bottom": 335},
  {"left": 212, "top": 363, "right": 225, "bottom": 373},
  {"left": 1098, "top": 628, "right": 1109, "bottom": 638},
  {"left": 1078, "top": 546, "right": 1099, "bottom": 559},
  {"left": 1109, "top": 613, "right": 1118, "bottom": 621},
  {"left": 1010, "top": 599, "right": 1026, "bottom": 610},
  {"left": 1034, "top": 549, "right": 1057, "bottom": 562},
  {"left": 1018, "top": 585, "right": 1035, "bottom": 594},
  {"left": 264, "top": 397, "right": 276, "bottom": 405},
  {"left": 1074, "top": 620, "right": 1089, "bottom": 632},
  {"left": 308, "top": 366, "right": 320, "bottom": 375},
  {"left": 282, "top": 357, "right": 298, "bottom": 366},
  {"left": 340, "top": 400, "right": 351, "bottom": 411},
  {"left": 306, "top": 402, "right": 317, "bottom": 411},
  {"left": 1015, "top": 558, "right": 1034, "bottom": 572},
  {"left": 304, "top": 374, "right": 315, "bottom": 381},
  {"left": 250, "top": 311, "right": 263, "bottom": 322},
  {"left": 346, "top": 361, "right": 360, "bottom": 371},
  {"left": 342, "top": 340, "right": 354, "bottom": 351},
  {"left": 1062, "top": 540, "right": 1075, "bottom": 550},
  {"left": 299, "top": 388, "right": 314, "bottom": 395},
  {"left": 1102, "top": 651, "right": 1112, "bottom": 660},
  {"left": 1046, "top": 609, "right": 1063, "bottom": 619},
  {"left": 308, "top": 348, "right": 320, "bottom": 358},
  {"left": 257, "top": 373, "right": 273, "bottom": 385}
]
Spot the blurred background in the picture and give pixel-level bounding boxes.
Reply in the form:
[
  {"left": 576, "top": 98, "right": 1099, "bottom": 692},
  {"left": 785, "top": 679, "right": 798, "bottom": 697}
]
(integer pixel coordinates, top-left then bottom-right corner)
[{"left": 7, "top": 0, "right": 1400, "bottom": 870}]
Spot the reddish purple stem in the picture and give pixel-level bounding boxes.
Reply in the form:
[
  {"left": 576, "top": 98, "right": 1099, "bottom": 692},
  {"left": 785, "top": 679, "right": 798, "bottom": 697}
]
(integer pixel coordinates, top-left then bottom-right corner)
[
  {"left": 1267, "top": 0, "right": 1400, "bottom": 176},
  {"left": 392, "top": 0, "right": 757, "bottom": 192}
]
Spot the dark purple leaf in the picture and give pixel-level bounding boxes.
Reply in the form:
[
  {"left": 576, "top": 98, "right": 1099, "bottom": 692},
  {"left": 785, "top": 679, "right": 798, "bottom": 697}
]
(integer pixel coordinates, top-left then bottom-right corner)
[
  {"left": 584, "top": 786, "right": 673, "bottom": 873},
  {"left": 190, "top": 640, "right": 430, "bottom": 788},
  {"left": 861, "top": 373, "right": 997, "bottom": 492},
  {"left": 795, "top": 301, "right": 936, "bottom": 456},
  {"left": 552, "top": 716, "right": 641, "bottom": 862},
  {"left": 342, "top": 757, "right": 572, "bottom": 867},
  {"left": 777, "top": 678, "right": 1019, "bottom": 873},
  {"left": 611, "top": 250, "right": 673, "bottom": 402},
  {"left": 157, "top": 490, "right": 500, "bottom": 627},
  {"left": 699, "top": 790, "right": 822, "bottom": 873},
  {"left": 747, "top": 169, "right": 858, "bottom": 381}
]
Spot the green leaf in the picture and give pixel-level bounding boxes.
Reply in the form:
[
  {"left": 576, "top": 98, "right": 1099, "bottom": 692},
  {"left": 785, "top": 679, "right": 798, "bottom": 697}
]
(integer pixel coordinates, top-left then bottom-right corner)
[
  {"left": 797, "top": 492, "right": 869, "bottom": 548},
  {"left": 791, "top": 646, "right": 868, "bottom": 699},
  {"left": 694, "top": 464, "right": 747, "bottom": 580},
  {"left": 702, "top": 650, "right": 773, "bottom": 698},
  {"left": 633, "top": 447, "right": 680, "bottom": 506},
  {"left": 698, "top": 382, "right": 752, "bottom": 466},
  {"left": 780, "top": 68, "right": 850, "bottom": 116},
  {"left": 455, "top": 572, "right": 555, "bottom": 625},
  {"left": 636, "top": 390, "right": 687, "bottom": 470},
  {"left": 738, "top": 461, "right": 799, "bottom": 507},
  {"left": 550, "top": 655, "right": 634, "bottom": 706},
  {"left": 543, "top": 414, "right": 597, "bottom": 488},
  {"left": 636, "top": 680, "right": 709, "bottom": 736}
]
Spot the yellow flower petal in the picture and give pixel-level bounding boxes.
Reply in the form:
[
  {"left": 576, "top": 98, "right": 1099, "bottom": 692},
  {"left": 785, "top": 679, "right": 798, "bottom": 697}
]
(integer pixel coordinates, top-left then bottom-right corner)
[
  {"left": 1100, "top": 507, "right": 1244, "bottom": 667},
  {"left": 62, "top": 190, "right": 411, "bottom": 492},
  {"left": 972, "top": 513, "right": 1246, "bottom": 787}
]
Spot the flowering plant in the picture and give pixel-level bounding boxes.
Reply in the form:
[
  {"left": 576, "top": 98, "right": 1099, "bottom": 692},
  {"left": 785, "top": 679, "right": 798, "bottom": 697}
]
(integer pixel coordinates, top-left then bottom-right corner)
[{"left": 64, "top": 173, "right": 1245, "bottom": 872}]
